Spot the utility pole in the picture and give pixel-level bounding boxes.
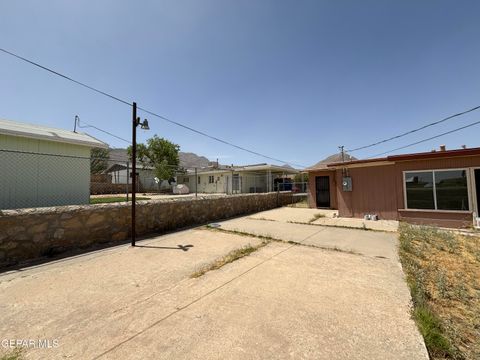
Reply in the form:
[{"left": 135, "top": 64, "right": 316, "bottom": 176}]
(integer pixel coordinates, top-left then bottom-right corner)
[
  {"left": 339, "top": 145, "right": 345, "bottom": 163},
  {"left": 131, "top": 102, "right": 137, "bottom": 247},
  {"left": 131, "top": 102, "right": 150, "bottom": 247},
  {"left": 339, "top": 145, "right": 347, "bottom": 177}
]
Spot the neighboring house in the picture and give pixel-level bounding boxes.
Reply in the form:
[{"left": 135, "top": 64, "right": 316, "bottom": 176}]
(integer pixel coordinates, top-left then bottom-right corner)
[
  {"left": 306, "top": 146, "right": 480, "bottom": 228},
  {"left": 105, "top": 164, "right": 172, "bottom": 192},
  {"left": 178, "top": 163, "right": 299, "bottom": 194},
  {"left": 105, "top": 149, "right": 209, "bottom": 193},
  {"left": 0, "top": 118, "right": 108, "bottom": 209}
]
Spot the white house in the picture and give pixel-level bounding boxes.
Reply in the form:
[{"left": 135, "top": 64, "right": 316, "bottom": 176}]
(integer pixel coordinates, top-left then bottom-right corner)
[
  {"left": 178, "top": 163, "right": 299, "bottom": 194},
  {"left": 0, "top": 119, "right": 108, "bottom": 209},
  {"left": 106, "top": 164, "right": 174, "bottom": 192}
]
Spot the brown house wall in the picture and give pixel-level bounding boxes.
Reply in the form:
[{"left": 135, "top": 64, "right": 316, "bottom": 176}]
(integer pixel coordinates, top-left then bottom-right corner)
[
  {"left": 308, "top": 153, "right": 480, "bottom": 228},
  {"left": 335, "top": 165, "right": 398, "bottom": 220},
  {"left": 398, "top": 210, "right": 473, "bottom": 229}
]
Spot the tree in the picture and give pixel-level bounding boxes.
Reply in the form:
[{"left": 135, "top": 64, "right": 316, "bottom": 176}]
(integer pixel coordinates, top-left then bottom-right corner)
[
  {"left": 127, "top": 135, "right": 180, "bottom": 181},
  {"left": 90, "top": 147, "right": 110, "bottom": 174},
  {"left": 294, "top": 173, "right": 308, "bottom": 183}
]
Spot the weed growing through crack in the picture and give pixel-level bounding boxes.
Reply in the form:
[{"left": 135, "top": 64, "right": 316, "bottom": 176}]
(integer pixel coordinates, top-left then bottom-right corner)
[
  {"left": 308, "top": 213, "right": 326, "bottom": 223},
  {"left": 190, "top": 242, "right": 269, "bottom": 278}
]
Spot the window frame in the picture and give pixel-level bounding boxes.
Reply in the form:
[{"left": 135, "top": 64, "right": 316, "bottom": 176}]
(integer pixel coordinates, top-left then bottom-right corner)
[
  {"left": 403, "top": 168, "right": 472, "bottom": 212},
  {"left": 471, "top": 167, "right": 480, "bottom": 216}
]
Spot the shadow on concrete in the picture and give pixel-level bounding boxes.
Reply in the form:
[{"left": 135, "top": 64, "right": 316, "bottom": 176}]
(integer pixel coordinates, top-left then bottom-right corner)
[{"left": 135, "top": 244, "right": 193, "bottom": 251}]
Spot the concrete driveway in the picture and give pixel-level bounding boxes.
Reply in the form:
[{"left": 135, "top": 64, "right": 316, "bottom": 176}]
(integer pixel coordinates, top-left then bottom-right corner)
[{"left": 0, "top": 208, "right": 427, "bottom": 360}]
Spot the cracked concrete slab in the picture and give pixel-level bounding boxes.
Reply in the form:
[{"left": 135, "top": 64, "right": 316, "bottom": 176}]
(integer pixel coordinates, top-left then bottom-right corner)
[
  {"left": 247, "top": 207, "right": 398, "bottom": 232},
  {"left": 217, "top": 217, "right": 399, "bottom": 260},
  {"left": 0, "top": 211, "right": 426, "bottom": 360}
]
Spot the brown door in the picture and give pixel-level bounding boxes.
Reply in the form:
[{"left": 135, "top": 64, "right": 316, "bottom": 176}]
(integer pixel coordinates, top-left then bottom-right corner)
[{"left": 315, "top": 176, "right": 330, "bottom": 208}]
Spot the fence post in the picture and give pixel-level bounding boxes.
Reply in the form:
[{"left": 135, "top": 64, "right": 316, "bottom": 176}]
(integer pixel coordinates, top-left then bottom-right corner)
[
  {"left": 277, "top": 183, "right": 280, "bottom": 207},
  {"left": 195, "top": 167, "right": 197, "bottom": 198}
]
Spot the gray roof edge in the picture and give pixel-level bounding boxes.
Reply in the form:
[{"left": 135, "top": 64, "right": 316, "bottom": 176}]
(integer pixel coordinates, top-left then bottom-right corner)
[{"left": 0, "top": 127, "right": 109, "bottom": 148}]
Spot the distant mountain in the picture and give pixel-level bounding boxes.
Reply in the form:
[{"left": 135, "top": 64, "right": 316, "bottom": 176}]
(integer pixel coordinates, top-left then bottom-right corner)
[
  {"left": 179, "top": 152, "right": 210, "bottom": 169},
  {"left": 108, "top": 148, "right": 211, "bottom": 169},
  {"left": 307, "top": 152, "right": 358, "bottom": 170},
  {"left": 109, "top": 148, "right": 129, "bottom": 162}
]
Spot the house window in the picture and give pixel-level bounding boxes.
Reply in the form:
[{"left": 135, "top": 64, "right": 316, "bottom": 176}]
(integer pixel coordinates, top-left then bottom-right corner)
[
  {"left": 183, "top": 177, "right": 189, "bottom": 183},
  {"left": 405, "top": 171, "right": 435, "bottom": 210},
  {"left": 404, "top": 169, "right": 469, "bottom": 211},
  {"left": 208, "top": 175, "right": 215, "bottom": 184},
  {"left": 198, "top": 176, "right": 201, "bottom": 184},
  {"left": 435, "top": 170, "right": 469, "bottom": 210}
]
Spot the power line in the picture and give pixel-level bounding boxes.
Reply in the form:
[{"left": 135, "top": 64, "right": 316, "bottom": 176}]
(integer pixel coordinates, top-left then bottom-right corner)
[
  {"left": 347, "top": 104, "right": 480, "bottom": 152},
  {"left": 136, "top": 107, "right": 305, "bottom": 167},
  {"left": 76, "top": 118, "right": 131, "bottom": 145},
  {"left": 0, "top": 47, "right": 306, "bottom": 168},
  {"left": 0, "top": 48, "right": 131, "bottom": 106},
  {"left": 366, "top": 119, "right": 480, "bottom": 159}
]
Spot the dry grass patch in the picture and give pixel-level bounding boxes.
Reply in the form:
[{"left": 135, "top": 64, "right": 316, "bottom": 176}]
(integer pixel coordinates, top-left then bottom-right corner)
[
  {"left": 204, "top": 227, "right": 361, "bottom": 255},
  {"left": 0, "top": 349, "right": 24, "bottom": 360},
  {"left": 399, "top": 223, "right": 480, "bottom": 359},
  {"left": 286, "top": 199, "right": 309, "bottom": 208},
  {"left": 247, "top": 217, "right": 277, "bottom": 222},
  {"left": 190, "top": 241, "right": 269, "bottom": 278},
  {"left": 308, "top": 213, "right": 326, "bottom": 223}
]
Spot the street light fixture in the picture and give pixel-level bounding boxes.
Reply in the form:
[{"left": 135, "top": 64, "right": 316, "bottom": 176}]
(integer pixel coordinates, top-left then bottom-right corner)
[
  {"left": 131, "top": 102, "right": 149, "bottom": 247},
  {"left": 140, "top": 119, "right": 149, "bottom": 130},
  {"left": 136, "top": 117, "right": 150, "bottom": 130}
]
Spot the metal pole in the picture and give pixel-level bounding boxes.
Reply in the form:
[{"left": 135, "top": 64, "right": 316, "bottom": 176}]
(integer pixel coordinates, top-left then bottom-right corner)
[
  {"left": 195, "top": 167, "right": 198, "bottom": 198},
  {"left": 126, "top": 161, "right": 129, "bottom": 202},
  {"left": 131, "top": 102, "right": 137, "bottom": 247}
]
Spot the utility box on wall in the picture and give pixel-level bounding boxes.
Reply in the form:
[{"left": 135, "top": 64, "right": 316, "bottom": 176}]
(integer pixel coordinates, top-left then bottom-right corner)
[{"left": 342, "top": 177, "right": 352, "bottom": 192}]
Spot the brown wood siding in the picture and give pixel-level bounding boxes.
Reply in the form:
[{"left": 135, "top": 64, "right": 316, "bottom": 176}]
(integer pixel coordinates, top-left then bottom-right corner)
[
  {"left": 398, "top": 210, "right": 472, "bottom": 229},
  {"left": 336, "top": 165, "right": 398, "bottom": 220},
  {"left": 307, "top": 170, "right": 337, "bottom": 209}
]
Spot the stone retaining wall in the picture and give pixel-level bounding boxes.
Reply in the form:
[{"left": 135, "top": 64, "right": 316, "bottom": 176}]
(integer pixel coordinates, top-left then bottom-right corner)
[{"left": 0, "top": 192, "right": 294, "bottom": 267}]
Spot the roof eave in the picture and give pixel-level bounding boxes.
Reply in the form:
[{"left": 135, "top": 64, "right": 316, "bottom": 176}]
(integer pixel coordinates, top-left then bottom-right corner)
[{"left": 0, "top": 128, "right": 109, "bottom": 149}]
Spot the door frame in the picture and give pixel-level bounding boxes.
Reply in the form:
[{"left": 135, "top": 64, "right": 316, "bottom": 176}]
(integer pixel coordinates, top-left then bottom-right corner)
[
  {"left": 315, "top": 175, "right": 331, "bottom": 208},
  {"left": 471, "top": 167, "right": 480, "bottom": 217}
]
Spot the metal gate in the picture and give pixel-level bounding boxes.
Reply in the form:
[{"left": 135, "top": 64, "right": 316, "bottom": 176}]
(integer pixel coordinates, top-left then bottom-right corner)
[{"left": 315, "top": 176, "right": 330, "bottom": 208}]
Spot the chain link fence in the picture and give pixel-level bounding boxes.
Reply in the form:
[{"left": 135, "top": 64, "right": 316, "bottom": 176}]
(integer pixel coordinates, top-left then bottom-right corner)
[{"left": 0, "top": 148, "right": 305, "bottom": 210}]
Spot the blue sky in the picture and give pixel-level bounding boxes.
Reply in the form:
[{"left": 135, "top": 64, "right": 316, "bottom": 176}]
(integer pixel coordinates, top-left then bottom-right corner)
[{"left": 1, "top": 0, "right": 479, "bottom": 167}]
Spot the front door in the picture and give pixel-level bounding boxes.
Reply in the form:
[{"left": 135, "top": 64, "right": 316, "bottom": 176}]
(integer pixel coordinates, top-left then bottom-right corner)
[{"left": 315, "top": 176, "right": 330, "bottom": 208}]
